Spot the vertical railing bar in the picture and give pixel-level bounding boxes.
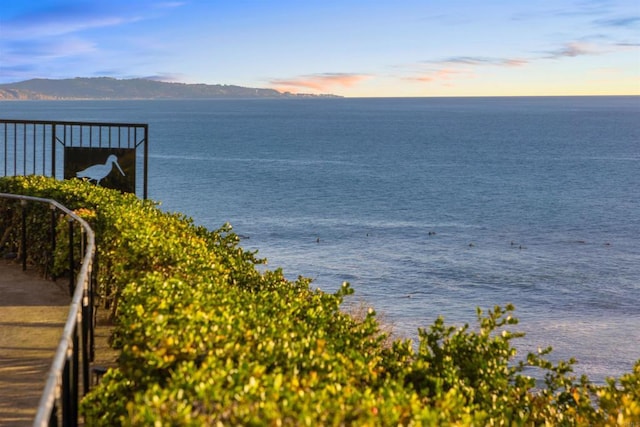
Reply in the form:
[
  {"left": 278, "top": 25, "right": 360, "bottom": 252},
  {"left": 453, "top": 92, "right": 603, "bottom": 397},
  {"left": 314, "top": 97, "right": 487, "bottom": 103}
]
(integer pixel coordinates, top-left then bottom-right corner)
[
  {"left": 144, "top": 125, "right": 149, "bottom": 199},
  {"left": 13, "top": 123, "right": 18, "bottom": 175},
  {"left": 23, "top": 123, "right": 27, "bottom": 175},
  {"left": 62, "top": 356, "right": 71, "bottom": 427},
  {"left": 48, "top": 402, "right": 58, "bottom": 427},
  {"left": 90, "top": 252, "right": 97, "bottom": 361},
  {"left": 42, "top": 124, "right": 46, "bottom": 175},
  {"left": 51, "top": 204, "right": 57, "bottom": 279},
  {"left": 51, "top": 124, "right": 57, "bottom": 179},
  {"left": 82, "top": 284, "right": 91, "bottom": 394},
  {"left": 134, "top": 127, "right": 138, "bottom": 194},
  {"left": 39, "top": 124, "right": 43, "bottom": 175},
  {"left": 71, "top": 326, "right": 79, "bottom": 427},
  {"left": 13, "top": 123, "right": 17, "bottom": 175},
  {"left": 3, "top": 123, "right": 7, "bottom": 176},
  {"left": 21, "top": 200, "right": 27, "bottom": 271},
  {"left": 80, "top": 227, "right": 85, "bottom": 259},
  {"left": 32, "top": 123, "right": 36, "bottom": 175},
  {"left": 64, "top": 125, "right": 69, "bottom": 176},
  {"left": 68, "top": 219, "right": 74, "bottom": 296}
]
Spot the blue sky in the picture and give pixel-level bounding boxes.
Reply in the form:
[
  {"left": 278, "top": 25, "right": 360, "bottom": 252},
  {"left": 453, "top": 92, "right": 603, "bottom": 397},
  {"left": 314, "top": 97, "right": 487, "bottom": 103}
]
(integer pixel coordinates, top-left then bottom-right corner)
[{"left": 1, "top": 0, "right": 638, "bottom": 97}]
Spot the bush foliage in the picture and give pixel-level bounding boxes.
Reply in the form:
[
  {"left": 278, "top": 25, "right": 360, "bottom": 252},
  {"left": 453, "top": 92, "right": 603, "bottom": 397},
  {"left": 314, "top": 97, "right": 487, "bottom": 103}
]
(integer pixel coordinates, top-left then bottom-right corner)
[{"left": 1, "top": 175, "right": 638, "bottom": 426}]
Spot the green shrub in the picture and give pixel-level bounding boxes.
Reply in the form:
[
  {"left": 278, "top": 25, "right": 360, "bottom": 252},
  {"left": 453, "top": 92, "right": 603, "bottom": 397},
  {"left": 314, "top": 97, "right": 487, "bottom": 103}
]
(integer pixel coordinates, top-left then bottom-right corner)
[{"left": 1, "top": 175, "right": 638, "bottom": 426}]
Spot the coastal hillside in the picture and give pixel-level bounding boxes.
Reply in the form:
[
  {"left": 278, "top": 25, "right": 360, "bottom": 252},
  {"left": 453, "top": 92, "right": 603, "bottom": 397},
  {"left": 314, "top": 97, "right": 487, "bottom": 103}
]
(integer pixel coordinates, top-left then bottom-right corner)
[{"left": 0, "top": 77, "right": 338, "bottom": 100}]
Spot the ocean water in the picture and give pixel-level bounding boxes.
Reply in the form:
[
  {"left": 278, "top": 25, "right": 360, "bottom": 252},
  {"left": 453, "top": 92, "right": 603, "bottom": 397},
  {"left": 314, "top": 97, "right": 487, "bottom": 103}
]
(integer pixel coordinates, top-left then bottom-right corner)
[{"left": 2, "top": 96, "right": 639, "bottom": 383}]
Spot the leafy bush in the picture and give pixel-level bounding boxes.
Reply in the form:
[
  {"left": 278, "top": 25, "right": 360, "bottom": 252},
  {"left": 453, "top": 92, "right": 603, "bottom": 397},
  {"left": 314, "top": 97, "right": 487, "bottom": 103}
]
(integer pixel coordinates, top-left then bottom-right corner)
[{"left": 1, "top": 175, "right": 638, "bottom": 426}]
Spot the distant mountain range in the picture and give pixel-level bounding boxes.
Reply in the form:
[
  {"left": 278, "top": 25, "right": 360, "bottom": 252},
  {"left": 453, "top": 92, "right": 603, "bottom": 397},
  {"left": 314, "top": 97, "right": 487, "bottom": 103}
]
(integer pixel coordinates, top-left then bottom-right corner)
[{"left": 0, "top": 77, "right": 339, "bottom": 100}]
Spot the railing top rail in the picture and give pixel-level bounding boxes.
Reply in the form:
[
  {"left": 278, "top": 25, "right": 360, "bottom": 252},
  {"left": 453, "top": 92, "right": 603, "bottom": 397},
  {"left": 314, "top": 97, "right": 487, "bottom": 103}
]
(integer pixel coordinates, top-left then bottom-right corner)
[
  {"left": 0, "top": 192, "right": 96, "bottom": 426},
  {"left": 0, "top": 118, "right": 148, "bottom": 128}
]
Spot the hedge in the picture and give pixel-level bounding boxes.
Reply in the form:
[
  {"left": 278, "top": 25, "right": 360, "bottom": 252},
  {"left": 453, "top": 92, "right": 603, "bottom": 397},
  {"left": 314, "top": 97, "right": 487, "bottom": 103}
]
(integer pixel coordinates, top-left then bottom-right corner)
[{"left": 1, "top": 176, "right": 638, "bottom": 426}]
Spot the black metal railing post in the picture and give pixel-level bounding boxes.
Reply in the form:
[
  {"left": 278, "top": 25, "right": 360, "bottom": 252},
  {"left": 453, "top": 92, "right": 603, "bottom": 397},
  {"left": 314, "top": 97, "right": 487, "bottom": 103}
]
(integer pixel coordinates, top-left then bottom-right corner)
[
  {"left": 50, "top": 204, "right": 57, "bottom": 279},
  {"left": 68, "top": 219, "right": 74, "bottom": 296},
  {"left": 143, "top": 124, "right": 149, "bottom": 199},
  {"left": 72, "top": 326, "right": 79, "bottom": 427},
  {"left": 62, "top": 357, "right": 71, "bottom": 427},
  {"left": 21, "top": 199, "right": 27, "bottom": 271},
  {"left": 48, "top": 403, "right": 58, "bottom": 427},
  {"left": 90, "top": 254, "right": 97, "bottom": 361},
  {"left": 82, "top": 290, "right": 91, "bottom": 394},
  {"left": 52, "top": 124, "right": 57, "bottom": 179}
]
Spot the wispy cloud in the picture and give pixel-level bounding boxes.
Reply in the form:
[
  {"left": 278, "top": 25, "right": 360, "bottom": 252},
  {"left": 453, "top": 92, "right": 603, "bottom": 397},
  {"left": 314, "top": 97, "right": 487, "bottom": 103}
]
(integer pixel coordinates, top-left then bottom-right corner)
[
  {"left": 437, "top": 56, "right": 528, "bottom": 67},
  {"left": 270, "top": 73, "right": 370, "bottom": 92},
  {"left": 155, "top": 2, "right": 187, "bottom": 8},
  {"left": 512, "top": 3, "right": 610, "bottom": 22},
  {"left": 1, "top": 7, "right": 142, "bottom": 39},
  {"left": 616, "top": 42, "right": 640, "bottom": 47},
  {"left": 3, "top": 38, "right": 97, "bottom": 64},
  {"left": 403, "top": 55, "right": 526, "bottom": 86},
  {"left": 594, "top": 16, "right": 640, "bottom": 28},
  {"left": 544, "top": 41, "right": 602, "bottom": 59},
  {"left": 1, "top": 1, "right": 187, "bottom": 40}
]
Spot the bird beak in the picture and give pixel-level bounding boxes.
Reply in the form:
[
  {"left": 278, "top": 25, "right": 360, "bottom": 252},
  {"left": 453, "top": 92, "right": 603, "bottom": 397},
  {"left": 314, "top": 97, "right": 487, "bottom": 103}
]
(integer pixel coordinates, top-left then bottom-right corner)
[{"left": 114, "top": 160, "right": 125, "bottom": 176}]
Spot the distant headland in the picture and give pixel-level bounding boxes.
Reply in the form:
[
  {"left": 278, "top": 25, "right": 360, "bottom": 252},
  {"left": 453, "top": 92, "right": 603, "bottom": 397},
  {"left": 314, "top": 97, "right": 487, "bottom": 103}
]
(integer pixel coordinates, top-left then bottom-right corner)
[{"left": 0, "top": 77, "right": 341, "bottom": 100}]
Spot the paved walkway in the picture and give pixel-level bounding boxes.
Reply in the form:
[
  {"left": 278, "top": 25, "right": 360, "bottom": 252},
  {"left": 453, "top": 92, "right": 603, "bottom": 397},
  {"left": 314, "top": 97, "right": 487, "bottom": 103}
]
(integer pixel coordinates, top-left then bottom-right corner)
[{"left": 0, "top": 261, "right": 69, "bottom": 427}]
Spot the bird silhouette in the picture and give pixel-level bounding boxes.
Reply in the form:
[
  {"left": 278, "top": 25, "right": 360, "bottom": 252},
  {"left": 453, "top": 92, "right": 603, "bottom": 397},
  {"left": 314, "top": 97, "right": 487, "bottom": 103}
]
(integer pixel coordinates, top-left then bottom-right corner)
[{"left": 76, "top": 154, "right": 125, "bottom": 185}]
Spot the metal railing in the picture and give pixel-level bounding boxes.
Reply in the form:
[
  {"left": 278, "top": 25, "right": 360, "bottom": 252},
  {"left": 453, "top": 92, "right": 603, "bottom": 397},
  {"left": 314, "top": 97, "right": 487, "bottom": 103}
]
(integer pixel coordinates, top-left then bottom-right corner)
[
  {"left": 0, "top": 192, "right": 96, "bottom": 427},
  {"left": 1, "top": 119, "right": 148, "bottom": 198}
]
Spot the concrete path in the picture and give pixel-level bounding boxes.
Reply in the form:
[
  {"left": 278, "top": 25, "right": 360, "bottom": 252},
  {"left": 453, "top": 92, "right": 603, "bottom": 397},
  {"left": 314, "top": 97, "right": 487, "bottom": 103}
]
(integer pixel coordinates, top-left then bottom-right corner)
[{"left": 0, "top": 261, "right": 69, "bottom": 427}]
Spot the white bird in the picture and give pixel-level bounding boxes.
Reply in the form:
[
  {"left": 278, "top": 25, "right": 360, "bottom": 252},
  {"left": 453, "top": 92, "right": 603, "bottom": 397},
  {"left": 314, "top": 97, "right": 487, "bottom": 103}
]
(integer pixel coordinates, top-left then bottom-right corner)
[{"left": 76, "top": 154, "right": 125, "bottom": 185}]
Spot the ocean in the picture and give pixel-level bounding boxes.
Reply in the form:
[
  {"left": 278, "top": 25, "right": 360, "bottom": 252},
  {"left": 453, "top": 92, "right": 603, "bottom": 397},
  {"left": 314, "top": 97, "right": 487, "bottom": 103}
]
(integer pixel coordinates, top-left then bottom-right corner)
[{"left": 2, "top": 96, "right": 639, "bottom": 383}]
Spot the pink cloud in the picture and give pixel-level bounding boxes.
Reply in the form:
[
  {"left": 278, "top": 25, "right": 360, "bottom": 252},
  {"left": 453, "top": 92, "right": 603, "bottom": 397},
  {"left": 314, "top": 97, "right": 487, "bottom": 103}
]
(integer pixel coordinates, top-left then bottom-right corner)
[
  {"left": 502, "top": 59, "right": 528, "bottom": 67},
  {"left": 270, "top": 73, "right": 370, "bottom": 93},
  {"left": 407, "top": 68, "right": 475, "bottom": 84}
]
